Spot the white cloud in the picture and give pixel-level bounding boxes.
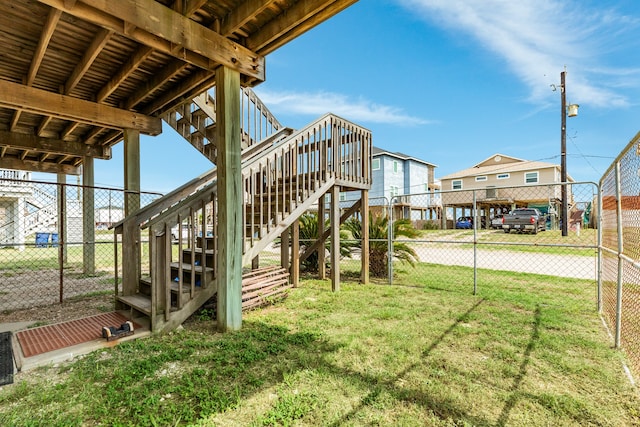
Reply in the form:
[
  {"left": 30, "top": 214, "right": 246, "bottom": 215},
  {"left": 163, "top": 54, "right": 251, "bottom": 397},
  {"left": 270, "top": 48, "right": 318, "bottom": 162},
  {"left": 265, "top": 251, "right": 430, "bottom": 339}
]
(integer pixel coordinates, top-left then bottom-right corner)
[
  {"left": 402, "top": 0, "right": 640, "bottom": 108},
  {"left": 253, "top": 89, "right": 431, "bottom": 126}
]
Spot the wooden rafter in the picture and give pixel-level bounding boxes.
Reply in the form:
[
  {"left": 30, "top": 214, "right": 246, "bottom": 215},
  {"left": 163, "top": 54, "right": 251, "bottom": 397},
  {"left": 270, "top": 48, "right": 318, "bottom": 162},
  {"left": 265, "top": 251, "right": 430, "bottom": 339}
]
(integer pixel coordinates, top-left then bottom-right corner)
[
  {"left": 28, "top": 8, "right": 62, "bottom": 86},
  {"left": 96, "top": 45, "right": 153, "bottom": 103},
  {"left": 11, "top": 8, "right": 62, "bottom": 132},
  {"left": 65, "top": 27, "right": 113, "bottom": 95},
  {"left": 247, "top": 0, "right": 357, "bottom": 54},
  {"left": 0, "top": 80, "right": 162, "bottom": 135},
  {"left": 220, "top": 0, "right": 275, "bottom": 37},
  {"left": 39, "top": 27, "right": 112, "bottom": 136},
  {"left": 124, "top": 60, "right": 189, "bottom": 110},
  {"left": 37, "top": 0, "right": 265, "bottom": 81}
]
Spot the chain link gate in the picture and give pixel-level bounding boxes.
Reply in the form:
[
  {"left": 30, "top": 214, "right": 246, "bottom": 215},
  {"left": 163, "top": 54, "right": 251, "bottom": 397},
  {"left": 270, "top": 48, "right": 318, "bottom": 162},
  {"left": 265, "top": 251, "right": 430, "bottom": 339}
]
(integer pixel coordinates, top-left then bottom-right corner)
[{"left": 0, "top": 176, "right": 161, "bottom": 313}]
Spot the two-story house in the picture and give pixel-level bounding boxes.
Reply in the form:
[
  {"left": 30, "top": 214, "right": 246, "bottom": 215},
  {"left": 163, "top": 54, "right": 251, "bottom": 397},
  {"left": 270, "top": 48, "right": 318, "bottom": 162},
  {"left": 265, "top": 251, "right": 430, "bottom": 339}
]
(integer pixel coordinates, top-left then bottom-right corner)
[
  {"left": 439, "top": 154, "right": 575, "bottom": 228},
  {"left": 366, "top": 147, "right": 440, "bottom": 221}
]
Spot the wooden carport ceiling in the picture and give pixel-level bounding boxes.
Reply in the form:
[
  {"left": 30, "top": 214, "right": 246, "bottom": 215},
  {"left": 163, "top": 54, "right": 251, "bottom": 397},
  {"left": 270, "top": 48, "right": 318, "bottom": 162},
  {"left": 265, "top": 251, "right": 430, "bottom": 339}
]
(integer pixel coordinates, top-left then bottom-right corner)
[{"left": 0, "top": 0, "right": 357, "bottom": 175}]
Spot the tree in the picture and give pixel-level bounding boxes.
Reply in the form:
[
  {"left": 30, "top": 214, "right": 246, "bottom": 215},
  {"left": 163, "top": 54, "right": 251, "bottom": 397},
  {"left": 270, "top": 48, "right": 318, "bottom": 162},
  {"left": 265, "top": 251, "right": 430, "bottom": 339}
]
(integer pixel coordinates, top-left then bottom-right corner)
[{"left": 342, "top": 214, "right": 419, "bottom": 277}]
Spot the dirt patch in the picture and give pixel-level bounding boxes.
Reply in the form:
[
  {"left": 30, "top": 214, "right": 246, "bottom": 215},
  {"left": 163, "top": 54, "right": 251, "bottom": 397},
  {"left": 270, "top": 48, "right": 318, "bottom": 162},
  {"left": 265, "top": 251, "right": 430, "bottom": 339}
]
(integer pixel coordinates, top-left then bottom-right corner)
[{"left": 0, "top": 293, "right": 115, "bottom": 326}]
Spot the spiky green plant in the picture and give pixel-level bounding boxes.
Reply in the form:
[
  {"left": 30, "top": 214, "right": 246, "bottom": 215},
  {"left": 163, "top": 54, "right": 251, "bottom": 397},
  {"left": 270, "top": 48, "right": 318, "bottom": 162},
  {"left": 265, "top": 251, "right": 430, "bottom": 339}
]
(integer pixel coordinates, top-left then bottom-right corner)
[
  {"left": 297, "top": 212, "right": 353, "bottom": 272},
  {"left": 342, "top": 214, "right": 419, "bottom": 277}
]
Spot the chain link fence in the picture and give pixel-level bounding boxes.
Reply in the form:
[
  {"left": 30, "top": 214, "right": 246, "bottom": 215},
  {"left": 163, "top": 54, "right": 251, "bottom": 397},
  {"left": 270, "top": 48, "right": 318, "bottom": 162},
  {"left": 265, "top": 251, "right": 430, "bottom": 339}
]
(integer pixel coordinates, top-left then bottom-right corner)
[
  {"left": 0, "top": 175, "right": 161, "bottom": 312},
  {"left": 391, "top": 182, "right": 597, "bottom": 286},
  {"left": 600, "top": 133, "right": 640, "bottom": 380}
]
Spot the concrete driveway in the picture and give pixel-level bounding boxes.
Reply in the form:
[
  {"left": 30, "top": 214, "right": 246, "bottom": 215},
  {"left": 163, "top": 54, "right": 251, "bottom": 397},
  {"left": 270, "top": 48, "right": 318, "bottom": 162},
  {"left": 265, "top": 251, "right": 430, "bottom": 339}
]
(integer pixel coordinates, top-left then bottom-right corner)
[{"left": 411, "top": 244, "right": 597, "bottom": 280}]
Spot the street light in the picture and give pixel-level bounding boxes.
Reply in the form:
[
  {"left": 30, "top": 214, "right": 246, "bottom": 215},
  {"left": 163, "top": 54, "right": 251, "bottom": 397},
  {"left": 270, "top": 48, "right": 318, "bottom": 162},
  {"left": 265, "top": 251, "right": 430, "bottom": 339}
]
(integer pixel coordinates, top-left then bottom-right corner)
[{"left": 560, "top": 70, "right": 579, "bottom": 237}]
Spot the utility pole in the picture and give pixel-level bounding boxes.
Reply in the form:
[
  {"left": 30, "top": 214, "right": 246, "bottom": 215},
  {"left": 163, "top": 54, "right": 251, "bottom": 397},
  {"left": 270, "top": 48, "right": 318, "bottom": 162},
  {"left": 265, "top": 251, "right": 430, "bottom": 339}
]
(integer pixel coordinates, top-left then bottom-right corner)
[{"left": 560, "top": 71, "right": 568, "bottom": 237}]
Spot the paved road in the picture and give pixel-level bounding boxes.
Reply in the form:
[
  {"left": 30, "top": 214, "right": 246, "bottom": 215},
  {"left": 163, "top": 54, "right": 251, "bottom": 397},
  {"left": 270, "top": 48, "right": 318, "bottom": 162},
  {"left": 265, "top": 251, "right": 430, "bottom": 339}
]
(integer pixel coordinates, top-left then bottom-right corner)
[{"left": 412, "top": 245, "right": 597, "bottom": 280}]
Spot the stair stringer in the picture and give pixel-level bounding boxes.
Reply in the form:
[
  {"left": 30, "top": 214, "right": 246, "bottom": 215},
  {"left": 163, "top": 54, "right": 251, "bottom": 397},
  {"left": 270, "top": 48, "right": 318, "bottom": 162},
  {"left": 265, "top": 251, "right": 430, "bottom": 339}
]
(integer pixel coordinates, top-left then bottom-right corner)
[
  {"left": 151, "top": 282, "right": 218, "bottom": 334},
  {"left": 242, "top": 177, "right": 336, "bottom": 265}
]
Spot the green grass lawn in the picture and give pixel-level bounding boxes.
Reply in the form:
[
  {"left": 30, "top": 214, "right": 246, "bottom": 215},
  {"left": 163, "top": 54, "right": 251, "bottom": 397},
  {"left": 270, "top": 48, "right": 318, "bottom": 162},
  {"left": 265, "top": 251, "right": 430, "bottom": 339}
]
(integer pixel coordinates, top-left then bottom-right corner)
[{"left": 1, "top": 265, "right": 638, "bottom": 426}]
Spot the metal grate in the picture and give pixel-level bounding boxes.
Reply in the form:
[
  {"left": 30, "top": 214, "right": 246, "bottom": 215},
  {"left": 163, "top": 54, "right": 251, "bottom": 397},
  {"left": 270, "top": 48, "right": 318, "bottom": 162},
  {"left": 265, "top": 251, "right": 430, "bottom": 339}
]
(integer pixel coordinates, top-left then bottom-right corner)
[{"left": 16, "top": 312, "right": 136, "bottom": 358}]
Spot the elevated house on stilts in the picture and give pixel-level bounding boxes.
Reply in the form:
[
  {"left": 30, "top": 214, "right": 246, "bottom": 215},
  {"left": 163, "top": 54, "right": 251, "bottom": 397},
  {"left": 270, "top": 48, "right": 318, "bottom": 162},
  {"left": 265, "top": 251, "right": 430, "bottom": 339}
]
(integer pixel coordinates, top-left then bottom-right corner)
[{"left": 0, "top": 0, "right": 371, "bottom": 333}]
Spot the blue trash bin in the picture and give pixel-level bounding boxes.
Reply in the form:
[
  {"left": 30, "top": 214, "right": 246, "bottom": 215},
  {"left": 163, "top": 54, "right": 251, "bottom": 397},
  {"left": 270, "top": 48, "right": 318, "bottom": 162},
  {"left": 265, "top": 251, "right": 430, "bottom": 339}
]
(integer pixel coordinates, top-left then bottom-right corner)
[
  {"left": 50, "top": 233, "right": 59, "bottom": 247},
  {"left": 35, "top": 232, "right": 50, "bottom": 248}
]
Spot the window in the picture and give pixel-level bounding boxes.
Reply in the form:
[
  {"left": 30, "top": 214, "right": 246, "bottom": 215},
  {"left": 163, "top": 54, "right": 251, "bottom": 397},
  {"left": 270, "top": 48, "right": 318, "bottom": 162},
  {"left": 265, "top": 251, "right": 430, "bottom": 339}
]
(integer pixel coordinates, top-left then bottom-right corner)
[
  {"left": 525, "top": 171, "right": 539, "bottom": 184},
  {"left": 452, "top": 180, "right": 462, "bottom": 190},
  {"left": 393, "top": 161, "right": 399, "bottom": 173},
  {"left": 339, "top": 192, "right": 346, "bottom": 201},
  {"left": 372, "top": 158, "right": 380, "bottom": 170},
  {"left": 497, "top": 173, "right": 510, "bottom": 180},
  {"left": 475, "top": 176, "right": 487, "bottom": 182},
  {"left": 390, "top": 186, "right": 399, "bottom": 197},
  {"left": 424, "top": 183, "right": 429, "bottom": 192}
]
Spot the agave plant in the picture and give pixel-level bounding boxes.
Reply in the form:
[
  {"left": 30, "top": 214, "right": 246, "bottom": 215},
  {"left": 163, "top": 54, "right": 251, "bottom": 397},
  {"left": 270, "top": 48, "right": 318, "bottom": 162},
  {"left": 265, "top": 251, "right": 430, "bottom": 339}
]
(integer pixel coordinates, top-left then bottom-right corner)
[{"left": 342, "top": 214, "right": 419, "bottom": 277}]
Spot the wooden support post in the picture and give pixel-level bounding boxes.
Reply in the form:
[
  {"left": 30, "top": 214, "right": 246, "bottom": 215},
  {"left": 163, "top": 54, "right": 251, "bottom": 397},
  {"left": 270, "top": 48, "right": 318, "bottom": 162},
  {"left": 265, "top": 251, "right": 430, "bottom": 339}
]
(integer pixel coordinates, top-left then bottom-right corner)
[
  {"left": 123, "top": 129, "right": 141, "bottom": 284},
  {"left": 82, "top": 156, "right": 95, "bottom": 275},
  {"left": 318, "top": 195, "right": 326, "bottom": 279},
  {"left": 280, "top": 228, "right": 290, "bottom": 269},
  {"left": 361, "top": 189, "right": 369, "bottom": 284},
  {"left": 215, "top": 66, "right": 242, "bottom": 332},
  {"left": 291, "top": 219, "right": 299, "bottom": 287},
  {"left": 252, "top": 256, "right": 260, "bottom": 270},
  {"left": 330, "top": 185, "right": 340, "bottom": 292},
  {"left": 124, "top": 129, "right": 141, "bottom": 215}
]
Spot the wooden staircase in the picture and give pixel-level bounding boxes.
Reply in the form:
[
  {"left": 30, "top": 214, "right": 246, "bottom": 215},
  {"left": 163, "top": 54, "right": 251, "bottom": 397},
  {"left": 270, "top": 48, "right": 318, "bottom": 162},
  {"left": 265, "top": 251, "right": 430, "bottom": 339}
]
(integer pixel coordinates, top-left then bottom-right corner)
[
  {"left": 114, "top": 88, "right": 372, "bottom": 333},
  {"left": 162, "top": 88, "right": 283, "bottom": 163}
]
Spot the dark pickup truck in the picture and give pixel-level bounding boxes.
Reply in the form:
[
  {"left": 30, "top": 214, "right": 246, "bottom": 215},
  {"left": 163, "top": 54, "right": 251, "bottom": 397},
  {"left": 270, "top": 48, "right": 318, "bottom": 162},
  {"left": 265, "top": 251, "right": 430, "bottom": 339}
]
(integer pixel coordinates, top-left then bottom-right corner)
[{"left": 501, "top": 208, "right": 546, "bottom": 234}]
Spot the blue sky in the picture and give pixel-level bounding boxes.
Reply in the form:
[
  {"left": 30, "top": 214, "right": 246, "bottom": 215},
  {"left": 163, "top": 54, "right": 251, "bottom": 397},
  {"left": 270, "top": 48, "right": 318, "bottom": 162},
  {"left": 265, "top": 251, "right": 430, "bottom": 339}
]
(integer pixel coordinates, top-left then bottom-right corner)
[{"left": 51, "top": 0, "right": 640, "bottom": 194}]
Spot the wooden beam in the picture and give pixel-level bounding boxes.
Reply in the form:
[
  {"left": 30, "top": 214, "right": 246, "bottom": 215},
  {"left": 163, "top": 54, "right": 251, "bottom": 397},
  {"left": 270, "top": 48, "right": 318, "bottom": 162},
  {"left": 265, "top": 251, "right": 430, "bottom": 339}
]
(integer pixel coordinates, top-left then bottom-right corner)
[
  {"left": 96, "top": 46, "right": 153, "bottom": 103},
  {"left": 215, "top": 65, "right": 243, "bottom": 332},
  {"left": 28, "top": 8, "right": 62, "bottom": 86},
  {"left": 64, "top": 28, "right": 113, "bottom": 94},
  {"left": 0, "top": 80, "right": 162, "bottom": 135},
  {"left": 220, "top": 0, "right": 274, "bottom": 36},
  {"left": 0, "top": 130, "right": 110, "bottom": 159},
  {"left": 38, "top": 0, "right": 265, "bottom": 81},
  {"left": 142, "top": 70, "right": 216, "bottom": 115},
  {"left": 124, "top": 59, "right": 189, "bottom": 110},
  {"left": 247, "top": 0, "right": 357, "bottom": 54},
  {"left": 0, "top": 157, "right": 79, "bottom": 175},
  {"left": 183, "top": 0, "right": 208, "bottom": 17}
]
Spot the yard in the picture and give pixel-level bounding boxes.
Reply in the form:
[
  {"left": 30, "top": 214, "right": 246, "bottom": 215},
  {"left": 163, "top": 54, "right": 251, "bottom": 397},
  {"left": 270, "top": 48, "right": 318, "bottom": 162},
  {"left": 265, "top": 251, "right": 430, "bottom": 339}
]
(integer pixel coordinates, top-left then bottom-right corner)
[{"left": 1, "top": 264, "right": 638, "bottom": 426}]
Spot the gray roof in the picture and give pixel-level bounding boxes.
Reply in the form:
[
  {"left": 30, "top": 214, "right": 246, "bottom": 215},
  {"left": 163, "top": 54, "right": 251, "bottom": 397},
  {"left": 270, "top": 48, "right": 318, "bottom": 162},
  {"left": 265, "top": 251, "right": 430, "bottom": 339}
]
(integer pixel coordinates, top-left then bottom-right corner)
[{"left": 372, "top": 146, "right": 437, "bottom": 167}]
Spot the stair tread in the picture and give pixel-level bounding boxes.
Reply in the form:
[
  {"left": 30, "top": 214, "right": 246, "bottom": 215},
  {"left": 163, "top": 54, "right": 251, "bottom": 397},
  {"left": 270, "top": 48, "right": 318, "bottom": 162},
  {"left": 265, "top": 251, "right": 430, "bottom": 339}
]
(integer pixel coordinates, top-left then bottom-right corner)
[
  {"left": 170, "top": 282, "right": 196, "bottom": 293},
  {"left": 170, "top": 262, "right": 214, "bottom": 272},
  {"left": 117, "top": 293, "right": 151, "bottom": 316}
]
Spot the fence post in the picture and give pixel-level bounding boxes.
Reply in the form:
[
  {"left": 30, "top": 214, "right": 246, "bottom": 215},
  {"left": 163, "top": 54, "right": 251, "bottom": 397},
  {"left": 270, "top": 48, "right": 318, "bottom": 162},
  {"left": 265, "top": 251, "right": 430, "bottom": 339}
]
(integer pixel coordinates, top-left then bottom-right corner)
[
  {"left": 472, "top": 190, "right": 477, "bottom": 295},
  {"left": 614, "top": 161, "right": 623, "bottom": 348},
  {"left": 388, "top": 197, "right": 393, "bottom": 285},
  {"left": 597, "top": 183, "right": 603, "bottom": 312}
]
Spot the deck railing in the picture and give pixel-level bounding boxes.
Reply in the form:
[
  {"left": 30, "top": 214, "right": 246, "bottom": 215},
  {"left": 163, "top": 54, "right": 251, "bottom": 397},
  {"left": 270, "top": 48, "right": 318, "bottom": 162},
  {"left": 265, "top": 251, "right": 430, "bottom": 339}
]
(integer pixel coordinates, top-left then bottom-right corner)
[{"left": 115, "top": 114, "right": 371, "bottom": 325}]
